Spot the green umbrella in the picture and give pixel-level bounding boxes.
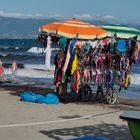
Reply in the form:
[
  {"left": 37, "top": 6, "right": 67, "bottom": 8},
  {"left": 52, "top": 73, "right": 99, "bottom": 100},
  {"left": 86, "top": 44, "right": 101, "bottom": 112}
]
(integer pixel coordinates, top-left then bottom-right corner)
[{"left": 101, "top": 24, "right": 140, "bottom": 40}]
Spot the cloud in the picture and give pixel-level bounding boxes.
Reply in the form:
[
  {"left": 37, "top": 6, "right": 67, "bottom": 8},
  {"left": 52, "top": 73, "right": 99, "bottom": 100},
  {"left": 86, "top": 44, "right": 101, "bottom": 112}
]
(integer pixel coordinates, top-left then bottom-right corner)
[
  {"left": 47, "top": 14, "right": 64, "bottom": 19},
  {"left": 0, "top": 11, "right": 117, "bottom": 22},
  {"left": 0, "top": 11, "right": 64, "bottom": 19},
  {"left": 73, "top": 14, "right": 94, "bottom": 20},
  {"left": 0, "top": 10, "right": 22, "bottom": 18},
  {"left": 103, "top": 15, "right": 115, "bottom": 19},
  {"left": 0, "top": 10, "right": 46, "bottom": 19}
]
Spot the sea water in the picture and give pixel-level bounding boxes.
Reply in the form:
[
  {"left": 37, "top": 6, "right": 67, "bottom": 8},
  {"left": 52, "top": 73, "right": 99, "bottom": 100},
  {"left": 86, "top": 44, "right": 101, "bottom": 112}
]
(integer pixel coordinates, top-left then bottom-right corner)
[{"left": 0, "top": 39, "right": 140, "bottom": 99}]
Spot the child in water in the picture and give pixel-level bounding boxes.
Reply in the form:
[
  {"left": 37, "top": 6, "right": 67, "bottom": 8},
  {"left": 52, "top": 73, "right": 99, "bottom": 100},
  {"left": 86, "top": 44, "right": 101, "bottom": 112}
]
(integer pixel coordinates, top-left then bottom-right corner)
[{"left": 11, "top": 59, "right": 17, "bottom": 77}]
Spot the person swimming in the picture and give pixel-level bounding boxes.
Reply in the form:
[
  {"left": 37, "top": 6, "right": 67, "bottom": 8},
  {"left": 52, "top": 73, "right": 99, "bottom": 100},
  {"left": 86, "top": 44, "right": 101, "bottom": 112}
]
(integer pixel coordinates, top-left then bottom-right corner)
[{"left": 11, "top": 59, "right": 17, "bottom": 77}]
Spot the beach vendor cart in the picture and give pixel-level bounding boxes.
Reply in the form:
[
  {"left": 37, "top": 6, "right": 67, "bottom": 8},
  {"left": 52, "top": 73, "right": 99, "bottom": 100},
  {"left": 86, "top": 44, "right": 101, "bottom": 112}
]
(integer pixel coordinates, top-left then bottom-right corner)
[{"left": 38, "top": 20, "right": 139, "bottom": 104}]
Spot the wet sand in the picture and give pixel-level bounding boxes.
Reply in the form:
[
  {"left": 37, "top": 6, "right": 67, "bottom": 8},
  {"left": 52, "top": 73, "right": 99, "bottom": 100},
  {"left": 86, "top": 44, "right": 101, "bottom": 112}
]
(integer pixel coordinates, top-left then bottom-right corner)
[{"left": 0, "top": 87, "right": 139, "bottom": 140}]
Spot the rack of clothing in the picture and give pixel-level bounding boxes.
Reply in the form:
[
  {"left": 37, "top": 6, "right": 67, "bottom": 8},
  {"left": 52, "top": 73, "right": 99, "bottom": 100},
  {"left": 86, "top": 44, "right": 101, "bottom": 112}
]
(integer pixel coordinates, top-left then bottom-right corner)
[{"left": 53, "top": 36, "right": 139, "bottom": 104}]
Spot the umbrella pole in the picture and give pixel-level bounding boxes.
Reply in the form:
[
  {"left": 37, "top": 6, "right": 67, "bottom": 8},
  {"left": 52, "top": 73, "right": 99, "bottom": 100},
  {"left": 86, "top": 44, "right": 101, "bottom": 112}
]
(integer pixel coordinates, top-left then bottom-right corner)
[
  {"left": 45, "top": 35, "right": 51, "bottom": 70},
  {"left": 45, "top": 48, "right": 51, "bottom": 70}
]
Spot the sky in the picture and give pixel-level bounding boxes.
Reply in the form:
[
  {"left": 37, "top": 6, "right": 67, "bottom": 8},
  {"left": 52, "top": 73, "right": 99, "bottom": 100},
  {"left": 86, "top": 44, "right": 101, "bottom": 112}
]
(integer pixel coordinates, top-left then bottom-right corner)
[{"left": 0, "top": 0, "right": 140, "bottom": 23}]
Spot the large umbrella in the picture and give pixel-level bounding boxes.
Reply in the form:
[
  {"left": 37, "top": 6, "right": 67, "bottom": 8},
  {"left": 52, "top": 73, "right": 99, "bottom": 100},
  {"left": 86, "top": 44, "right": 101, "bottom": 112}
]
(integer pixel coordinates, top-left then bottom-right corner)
[
  {"left": 101, "top": 24, "right": 140, "bottom": 40},
  {"left": 39, "top": 19, "right": 107, "bottom": 39}
]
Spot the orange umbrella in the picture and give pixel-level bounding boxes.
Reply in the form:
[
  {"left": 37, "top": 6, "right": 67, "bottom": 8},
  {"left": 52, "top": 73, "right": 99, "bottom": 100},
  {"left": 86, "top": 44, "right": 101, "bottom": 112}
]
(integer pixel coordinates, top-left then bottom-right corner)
[{"left": 39, "top": 19, "right": 107, "bottom": 39}]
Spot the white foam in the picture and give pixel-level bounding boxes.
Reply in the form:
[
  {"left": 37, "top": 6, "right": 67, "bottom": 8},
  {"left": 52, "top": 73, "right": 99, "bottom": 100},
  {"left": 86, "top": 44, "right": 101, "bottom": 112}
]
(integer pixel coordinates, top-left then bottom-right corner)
[
  {"left": 4, "top": 67, "right": 54, "bottom": 79},
  {"left": 27, "top": 47, "right": 43, "bottom": 53},
  {"left": 4, "top": 47, "right": 9, "bottom": 49},
  {"left": 51, "top": 48, "right": 60, "bottom": 51},
  {"left": 24, "top": 64, "right": 55, "bottom": 71},
  {"left": 15, "top": 47, "right": 19, "bottom": 50},
  {"left": 131, "top": 74, "right": 140, "bottom": 85},
  {"left": 1, "top": 53, "right": 8, "bottom": 57},
  {"left": 28, "top": 47, "right": 59, "bottom": 53}
]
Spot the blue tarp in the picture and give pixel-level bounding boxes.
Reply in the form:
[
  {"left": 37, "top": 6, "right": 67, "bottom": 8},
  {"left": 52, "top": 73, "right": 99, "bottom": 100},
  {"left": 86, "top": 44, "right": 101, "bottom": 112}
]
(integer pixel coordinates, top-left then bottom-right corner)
[
  {"left": 20, "top": 91, "right": 59, "bottom": 104},
  {"left": 69, "top": 136, "right": 111, "bottom": 140}
]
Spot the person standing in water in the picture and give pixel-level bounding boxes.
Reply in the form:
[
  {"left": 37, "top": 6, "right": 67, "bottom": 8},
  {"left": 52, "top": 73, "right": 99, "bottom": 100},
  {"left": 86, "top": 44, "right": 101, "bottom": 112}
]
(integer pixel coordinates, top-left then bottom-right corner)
[
  {"left": 11, "top": 59, "right": 17, "bottom": 77},
  {"left": 0, "top": 58, "right": 3, "bottom": 78}
]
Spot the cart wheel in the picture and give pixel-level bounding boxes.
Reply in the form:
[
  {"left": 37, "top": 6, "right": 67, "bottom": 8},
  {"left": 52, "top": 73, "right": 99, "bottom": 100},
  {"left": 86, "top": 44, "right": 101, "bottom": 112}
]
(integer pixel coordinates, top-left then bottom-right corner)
[
  {"left": 79, "top": 85, "right": 92, "bottom": 102},
  {"left": 106, "top": 88, "right": 118, "bottom": 104}
]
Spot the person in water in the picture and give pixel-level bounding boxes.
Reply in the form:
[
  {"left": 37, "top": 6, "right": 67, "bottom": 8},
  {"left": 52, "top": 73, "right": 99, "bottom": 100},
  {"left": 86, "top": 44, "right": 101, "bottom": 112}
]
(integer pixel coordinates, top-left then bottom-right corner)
[
  {"left": 11, "top": 59, "right": 17, "bottom": 77},
  {"left": 0, "top": 58, "right": 3, "bottom": 78}
]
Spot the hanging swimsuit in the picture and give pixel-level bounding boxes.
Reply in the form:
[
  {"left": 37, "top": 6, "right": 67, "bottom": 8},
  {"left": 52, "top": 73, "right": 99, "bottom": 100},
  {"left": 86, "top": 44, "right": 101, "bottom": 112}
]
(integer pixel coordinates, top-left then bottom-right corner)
[
  {"left": 54, "top": 51, "right": 64, "bottom": 86},
  {"left": 96, "top": 69, "right": 101, "bottom": 86},
  {"left": 63, "top": 38, "right": 77, "bottom": 73},
  {"left": 71, "top": 50, "right": 78, "bottom": 75},
  {"left": 0, "top": 66, "right": 3, "bottom": 77},
  {"left": 71, "top": 69, "right": 80, "bottom": 93},
  {"left": 83, "top": 68, "right": 90, "bottom": 82},
  {"left": 106, "top": 68, "right": 113, "bottom": 88}
]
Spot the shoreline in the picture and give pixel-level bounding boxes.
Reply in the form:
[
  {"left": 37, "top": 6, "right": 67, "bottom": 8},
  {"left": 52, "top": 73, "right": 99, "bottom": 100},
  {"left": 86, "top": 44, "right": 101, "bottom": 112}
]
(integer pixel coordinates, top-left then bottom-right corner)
[
  {"left": 0, "top": 86, "right": 140, "bottom": 110},
  {"left": 3, "top": 63, "right": 24, "bottom": 68}
]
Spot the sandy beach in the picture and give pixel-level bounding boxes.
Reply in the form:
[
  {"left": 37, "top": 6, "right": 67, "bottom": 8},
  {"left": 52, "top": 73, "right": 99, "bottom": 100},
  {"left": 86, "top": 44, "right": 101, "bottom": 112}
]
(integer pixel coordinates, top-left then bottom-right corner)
[
  {"left": 1, "top": 0, "right": 140, "bottom": 140},
  {"left": 0, "top": 87, "right": 140, "bottom": 140}
]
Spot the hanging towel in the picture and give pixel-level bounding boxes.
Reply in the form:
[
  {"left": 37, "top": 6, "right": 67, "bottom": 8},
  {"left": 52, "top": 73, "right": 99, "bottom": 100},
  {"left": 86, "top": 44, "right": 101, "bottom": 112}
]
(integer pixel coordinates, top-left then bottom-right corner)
[
  {"left": 74, "top": 41, "right": 85, "bottom": 48},
  {"left": 63, "top": 46, "right": 70, "bottom": 73},
  {"left": 85, "top": 41, "right": 91, "bottom": 54},
  {"left": 71, "top": 70, "right": 80, "bottom": 93},
  {"left": 103, "top": 37, "right": 109, "bottom": 45},
  {"left": 90, "top": 40, "right": 98, "bottom": 49},
  {"left": 59, "top": 37, "right": 67, "bottom": 49},
  {"left": 63, "top": 38, "right": 77, "bottom": 73},
  {"left": 71, "top": 50, "right": 78, "bottom": 75},
  {"left": 69, "top": 38, "right": 78, "bottom": 60}
]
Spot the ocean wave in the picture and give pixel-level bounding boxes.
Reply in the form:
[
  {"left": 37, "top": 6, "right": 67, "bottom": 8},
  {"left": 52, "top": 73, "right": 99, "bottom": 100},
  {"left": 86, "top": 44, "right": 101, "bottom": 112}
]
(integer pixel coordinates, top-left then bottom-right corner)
[
  {"left": 4, "top": 67, "right": 54, "bottom": 79},
  {"left": 0, "top": 53, "right": 9, "bottom": 57},
  {"left": 131, "top": 74, "right": 140, "bottom": 85},
  {"left": 24, "top": 64, "right": 55, "bottom": 70},
  {"left": 27, "top": 47, "right": 59, "bottom": 53},
  {"left": 15, "top": 47, "right": 19, "bottom": 50},
  {"left": 27, "top": 47, "right": 43, "bottom": 53}
]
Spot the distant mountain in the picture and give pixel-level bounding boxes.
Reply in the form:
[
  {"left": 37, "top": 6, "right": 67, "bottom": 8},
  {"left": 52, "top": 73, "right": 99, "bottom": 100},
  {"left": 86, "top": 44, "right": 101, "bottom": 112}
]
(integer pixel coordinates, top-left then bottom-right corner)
[
  {"left": 0, "top": 16, "right": 57, "bottom": 39},
  {"left": 0, "top": 16, "right": 140, "bottom": 39}
]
